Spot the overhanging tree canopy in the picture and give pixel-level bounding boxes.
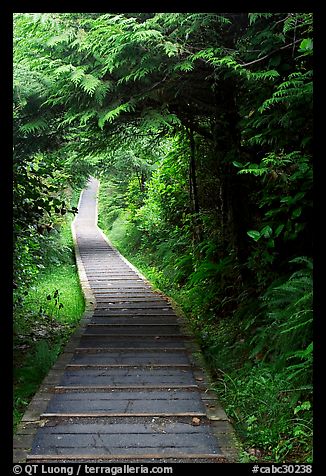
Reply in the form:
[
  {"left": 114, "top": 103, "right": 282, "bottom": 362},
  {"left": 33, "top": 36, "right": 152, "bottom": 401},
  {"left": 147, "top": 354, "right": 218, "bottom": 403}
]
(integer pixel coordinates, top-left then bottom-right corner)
[{"left": 13, "top": 12, "right": 312, "bottom": 254}]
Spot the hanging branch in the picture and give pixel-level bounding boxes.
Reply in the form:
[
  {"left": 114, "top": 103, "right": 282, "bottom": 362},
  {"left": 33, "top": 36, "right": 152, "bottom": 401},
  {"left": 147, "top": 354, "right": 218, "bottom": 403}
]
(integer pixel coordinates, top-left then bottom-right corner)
[{"left": 240, "top": 39, "right": 301, "bottom": 67}]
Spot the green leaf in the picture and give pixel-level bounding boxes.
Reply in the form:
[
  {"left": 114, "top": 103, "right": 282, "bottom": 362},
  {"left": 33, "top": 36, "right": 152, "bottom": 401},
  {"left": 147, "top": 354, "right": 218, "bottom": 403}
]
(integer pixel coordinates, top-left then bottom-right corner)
[
  {"left": 294, "top": 401, "right": 311, "bottom": 414},
  {"left": 298, "top": 38, "right": 313, "bottom": 53},
  {"left": 267, "top": 238, "right": 275, "bottom": 248},
  {"left": 292, "top": 208, "right": 302, "bottom": 219},
  {"left": 261, "top": 225, "right": 273, "bottom": 238},
  {"left": 248, "top": 13, "right": 273, "bottom": 25},
  {"left": 70, "top": 68, "right": 85, "bottom": 85},
  {"left": 275, "top": 224, "right": 285, "bottom": 237},
  {"left": 98, "top": 101, "right": 136, "bottom": 129},
  {"left": 247, "top": 230, "right": 261, "bottom": 241}
]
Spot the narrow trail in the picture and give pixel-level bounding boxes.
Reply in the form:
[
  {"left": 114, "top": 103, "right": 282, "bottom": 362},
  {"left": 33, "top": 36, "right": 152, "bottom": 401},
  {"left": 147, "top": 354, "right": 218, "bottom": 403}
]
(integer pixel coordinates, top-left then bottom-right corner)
[{"left": 13, "top": 178, "right": 238, "bottom": 463}]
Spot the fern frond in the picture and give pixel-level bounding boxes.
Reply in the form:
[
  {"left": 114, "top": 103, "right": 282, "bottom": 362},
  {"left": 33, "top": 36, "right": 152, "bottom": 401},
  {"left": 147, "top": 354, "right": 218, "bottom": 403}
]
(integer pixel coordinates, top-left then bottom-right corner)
[
  {"left": 162, "top": 41, "right": 182, "bottom": 57},
  {"left": 58, "top": 111, "right": 84, "bottom": 127},
  {"left": 80, "top": 110, "right": 98, "bottom": 125},
  {"left": 173, "top": 60, "right": 194, "bottom": 72},
  {"left": 248, "top": 13, "right": 273, "bottom": 25},
  {"left": 53, "top": 63, "right": 74, "bottom": 78},
  {"left": 20, "top": 118, "right": 48, "bottom": 134},
  {"left": 98, "top": 100, "right": 137, "bottom": 129},
  {"left": 47, "top": 28, "right": 76, "bottom": 46},
  {"left": 133, "top": 29, "right": 163, "bottom": 42},
  {"left": 249, "top": 69, "right": 280, "bottom": 81},
  {"left": 70, "top": 68, "right": 86, "bottom": 85},
  {"left": 80, "top": 74, "right": 101, "bottom": 95},
  {"left": 94, "top": 81, "right": 112, "bottom": 104}
]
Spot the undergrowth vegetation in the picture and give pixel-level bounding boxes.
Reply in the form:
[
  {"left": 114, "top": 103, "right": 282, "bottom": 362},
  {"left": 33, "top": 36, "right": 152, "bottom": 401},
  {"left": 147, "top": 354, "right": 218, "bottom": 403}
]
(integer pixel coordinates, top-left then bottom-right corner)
[{"left": 13, "top": 191, "right": 85, "bottom": 431}]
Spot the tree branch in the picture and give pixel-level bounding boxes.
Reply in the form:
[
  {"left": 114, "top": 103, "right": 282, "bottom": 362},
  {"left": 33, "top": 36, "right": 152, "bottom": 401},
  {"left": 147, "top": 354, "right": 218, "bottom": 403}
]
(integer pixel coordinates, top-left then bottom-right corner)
[{"left": 240, "top": 39, "right": 302, "bottom": 67}]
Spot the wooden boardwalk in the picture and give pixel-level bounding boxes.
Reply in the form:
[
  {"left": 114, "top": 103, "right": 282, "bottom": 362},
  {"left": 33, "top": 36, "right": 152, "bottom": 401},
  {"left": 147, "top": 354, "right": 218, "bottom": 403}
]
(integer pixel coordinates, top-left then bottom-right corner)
[{"left": 13, "top": 177, "right": 239, "bottom": 463}]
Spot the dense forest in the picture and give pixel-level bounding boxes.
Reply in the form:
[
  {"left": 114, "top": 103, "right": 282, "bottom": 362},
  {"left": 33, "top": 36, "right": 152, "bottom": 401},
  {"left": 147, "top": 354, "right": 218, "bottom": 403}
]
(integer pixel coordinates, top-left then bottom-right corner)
[{"left": 13, "top": 13, "right": 313, "bottom": 462}]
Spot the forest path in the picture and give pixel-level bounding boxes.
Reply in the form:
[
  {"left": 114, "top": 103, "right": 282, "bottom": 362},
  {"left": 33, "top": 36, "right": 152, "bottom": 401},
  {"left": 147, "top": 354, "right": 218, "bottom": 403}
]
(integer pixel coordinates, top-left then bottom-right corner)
[{"left": 14, "top": 177, "right": 238, "bottom": 463}]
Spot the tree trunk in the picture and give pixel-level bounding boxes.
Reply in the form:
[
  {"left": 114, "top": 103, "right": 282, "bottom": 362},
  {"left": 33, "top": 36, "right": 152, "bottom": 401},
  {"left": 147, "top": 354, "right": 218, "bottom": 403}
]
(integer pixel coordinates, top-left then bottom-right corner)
[
  {"left": 187, "top": 125, "right": 202, "bottom": 244},
  {"left": 212, "top": 79, "right": 248, "bottom": 267},
  {"left": 189, "top": 126, "right": 199, "bottom": 214}
]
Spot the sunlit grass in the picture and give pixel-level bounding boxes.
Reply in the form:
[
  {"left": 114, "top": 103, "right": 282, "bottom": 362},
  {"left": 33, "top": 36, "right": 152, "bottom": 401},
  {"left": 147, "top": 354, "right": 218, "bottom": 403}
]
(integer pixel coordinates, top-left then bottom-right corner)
[{"left": 23, "top": 264, "right": 84, "bottom": 325}]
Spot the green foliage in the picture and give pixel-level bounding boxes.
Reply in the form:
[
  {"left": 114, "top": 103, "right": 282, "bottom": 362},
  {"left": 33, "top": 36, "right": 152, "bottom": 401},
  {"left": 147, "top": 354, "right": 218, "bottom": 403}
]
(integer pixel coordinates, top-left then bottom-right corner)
[
  {"left": 258, "top": 71, "right": 312, "bottom": 114},
  {"left": 248, "top": 13, "right": 273, "bottom": 25},
  {"left": 193, "top": 257, "right": 313, "bottom": 462},
  {"left": 14, "top": 11, "right": 313, "bottom": 461},
  {"left": 20, "top": 118, "right": 48, "bottom": 134},
  {"left": 14, "top": 341, "right": 61, "bottom": 430},
  {"left": 254, "top": 258, "right": 313, "bottom": 368},
  {"left": 217, "top": 365, "right": 312, "bottom": 462},
  {"left": 98, "top": 101, "right": 137, "bottom": 129}
]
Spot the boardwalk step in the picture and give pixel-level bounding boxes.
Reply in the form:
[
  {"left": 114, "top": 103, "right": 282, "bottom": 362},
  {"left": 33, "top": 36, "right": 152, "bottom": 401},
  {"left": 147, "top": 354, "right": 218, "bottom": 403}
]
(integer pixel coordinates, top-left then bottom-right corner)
[
  {"left": 71, "top": 352, "right": 190, "bottom": 365},
  {"left": 59, "top": 368, "right": 197, "bottom": 386},
  {"left": 75, "top": 346, "right": 185, "bottom": 355},
  {"left": 28, "top": 417, "right": 221, "bottom": 459},
  {"left": 92, "top": 291, "right": 163, "bottom": 295},
  {"left": 26, "top": 454, "right": 226, "bottom": 462},
  {"left": 90, "top": 297, "right": 169, "bottom": 302},
  {"left": 89, "top": 317, "right": 179, "bottom": 324},
  {"left": 54, "top": 385, "right": 199, "bottom": 392},
  {"left": 84, "top": 329, "right": 183, "bottom": 335},
  {"left": 74, "top": 347, "right": 187, "bottom": 352},
  {"left": 86, "top": 323, "right": 178, "bottom": 327},
  {"left": 94, "top": 305, "right": 172, "bottom": 310},
  {"left": 43, "top": 390, "right": 207, "bottom": 414},
  {"left": 66, "top": 364, "right": 192, "bottom": 369},
  {"left": 77, "top": 340, "right": 188, "bottom": 350},
  {"left": 92, "top": 311, "right": 175, "bottom": 316},
  {"left": 41, "top": 412, "right": 207, "bottom": 418},
  {"left": 81, "top": 333, "right": 187, "bottom": 338}
]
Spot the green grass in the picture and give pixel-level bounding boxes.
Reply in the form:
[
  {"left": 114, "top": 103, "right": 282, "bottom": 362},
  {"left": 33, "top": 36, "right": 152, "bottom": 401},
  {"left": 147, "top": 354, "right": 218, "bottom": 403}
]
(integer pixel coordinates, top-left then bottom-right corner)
[
  {"left": 13, "top": 190, "right": 85, "bottom": 432},
  {"left": 22, "top": 264, "right": 84, "bottom": 325}
]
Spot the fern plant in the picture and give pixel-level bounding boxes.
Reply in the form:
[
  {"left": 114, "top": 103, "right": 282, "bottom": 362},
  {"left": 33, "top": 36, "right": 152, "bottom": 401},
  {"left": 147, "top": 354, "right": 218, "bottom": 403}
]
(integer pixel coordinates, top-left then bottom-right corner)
[{"left": 251, "top": 257, "right": 313, "bottom": 372}]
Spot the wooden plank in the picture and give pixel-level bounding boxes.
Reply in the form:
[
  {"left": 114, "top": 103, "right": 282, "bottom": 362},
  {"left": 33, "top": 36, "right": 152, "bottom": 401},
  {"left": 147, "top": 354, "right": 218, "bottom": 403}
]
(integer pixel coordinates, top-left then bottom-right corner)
[
  {"left": 41, "top": 412, "right": 207, "bottom": 418},
  {"left": 26, "top": 454, "right": 226, "bottom": 461},
  {"left": 54, "top": 384, "right": 199, "bottom": 392},
  {"left": 74, "top": 347, "right": 186, "bottom": 352},
  {"left": 80, "top": 334, "right": 188, "bottom": 338},
  {"left": 87, "top": 323, "right": 178, "bottom": 327},
  {"left": 66, "top": 364, "right": 191, "bottom": 369}
]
